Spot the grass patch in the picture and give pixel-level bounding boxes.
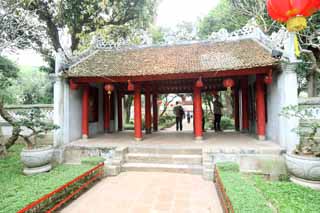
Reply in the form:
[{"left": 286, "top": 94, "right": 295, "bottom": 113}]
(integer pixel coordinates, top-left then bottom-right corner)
[
  {"left": 217, "top": 163, "right": 320, "bottom": 213},
  {"left": 248, "top": 175, "right": 320, "bottom": 213},
  {"left": 81, "top": 156, "right": 105, "bottom": 165},
  {"left": 217, "top": 163, "right": 272, "bottom": 213},
  {"left": 0, "top": 145, "right": 92, "bottom": 213}
]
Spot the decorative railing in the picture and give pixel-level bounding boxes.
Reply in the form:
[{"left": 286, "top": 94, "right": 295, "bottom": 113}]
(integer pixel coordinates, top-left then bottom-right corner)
[
  {"left": 214, "top": 165, "right": 234, "bottom": 213},
  {"left": 0, "top": 104, "right": 53, "bottom": 125},
  {"left": 17, "top": 163, "right": 104, "bottom": 213}
]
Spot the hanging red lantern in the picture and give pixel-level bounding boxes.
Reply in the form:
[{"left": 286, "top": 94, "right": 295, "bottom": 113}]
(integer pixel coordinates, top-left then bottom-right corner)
[
  {"left": 267, "top": 0, "right": 320, "bottom": 32},
  {"left": 104, "top": 84, "right": 114, "bottom": 95},
  {"left": 264, "top": 71, "right": 273, "bottom": 85},
  {"left": 195, "top": 77, "right": 203, "bottom": 88},
  {"left": 223, "top": 78, "right": 235, "bottom": 91},
  {"left": 127, "top": 80, "right": 134, "bottom": 91}
]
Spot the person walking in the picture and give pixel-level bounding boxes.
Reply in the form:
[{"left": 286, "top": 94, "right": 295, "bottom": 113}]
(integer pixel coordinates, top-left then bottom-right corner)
[
  {"left": 187, "top": 111, "right": 191, "bottom": 124},
  {"left": 213, "top": 95, "right": 223, "bottom": 131},
  {"left": 173, "top": 101, "right": 185, "bottom": 131}
]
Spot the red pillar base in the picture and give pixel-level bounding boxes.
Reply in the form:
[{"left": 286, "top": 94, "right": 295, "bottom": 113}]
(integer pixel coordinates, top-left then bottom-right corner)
[
  {"left": 135, "top": 137, "right": 143, "bottom": 142},
  {"left": 258, "top": 135, "right": 266, "bottom": 140},
  {"left": 82, "top": 134, "right": 88, "bottom": 139},
  {"left": 194, "top": 136, "right": 203, "bottom": 141}
]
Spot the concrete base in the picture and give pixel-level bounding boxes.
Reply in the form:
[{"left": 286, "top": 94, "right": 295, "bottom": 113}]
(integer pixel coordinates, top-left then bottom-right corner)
[
  {"left": 82, "top": 134, "right": 88, "bottom": 139},
  {"left": 290, "top": 176, "right": 320, "bottom": 191},
  {"left": 194, "top": 136, "right": 203, "bottom": 141},
  {"left": 23, "top": 164, "right": 52, "bottom": 175},
  {"left": 258, "top": 135, "right": 266, "bottom": 140},
  {"left": 135, "top": 137, "right": 142, "bottom": 142},
  {"left": 104, "top": 164, "right": 121, "bottom": 176}
]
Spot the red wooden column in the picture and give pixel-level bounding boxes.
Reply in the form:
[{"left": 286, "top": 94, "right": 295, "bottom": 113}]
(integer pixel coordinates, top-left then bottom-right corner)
[
  {"left": 104, "top": 90, "right": 111, "bottom": 133},
  {"left": 193, "top": 86, "right": 203, "bottom": 140},
  {"left": 241, "top": 78, "right": 249, "bottom": 132},
  {"left": 145, "top": 86, "right": 152, "bottom": 134},
  {"left": 82, "top": 85, "right": 89, "bottom": 139},
  {"left": 256, "top": 75, "right": 266, "bottom": 140},
  {"left": 117, "top": 92, "right": 123, "bottom": 131},
  {"left": 134, "top": 85, "right": 142, "bottom": 141},
  {"left": 234, "top": 88, "right": 240, "bottom": 131},
  {"left": 152, "top": 90, "right": 158, "bottom": 132}
]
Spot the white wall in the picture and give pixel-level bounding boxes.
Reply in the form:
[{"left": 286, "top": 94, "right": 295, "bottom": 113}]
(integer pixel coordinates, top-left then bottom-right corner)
[
  {"left": 266, "top": 63, "right": 299, "bottom": 151},
  {"left": 68, "top": 85, "right": 82, "bottom": 142}
]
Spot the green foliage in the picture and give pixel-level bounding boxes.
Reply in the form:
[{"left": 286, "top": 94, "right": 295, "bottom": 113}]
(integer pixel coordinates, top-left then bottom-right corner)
[
  {"left": 197, "top": 0, "right": 249, "bottom": 39},
  {"left": 15, "top": 108, "right": 59, "bottom": 148},
  {"left": 217, "top": 163, "right": 320, "bottom": 213},
  {"left": 221, "top": 116, "right": 235, "bottom": 130},
  {"left": 217, "top": 163, "right": 272, "bottom": 213},
  {"left": 158, "top": 115, "right": 175, "bottom": 129},
  {"left": 216, "top": 162, "right": 239, "bottom": 172},
  {"left": 5, "top": 66, "right": 53, "bottom": 104},
  {"left": 0, "top": 144, "right": 91, "bottom": 213},
  {"left": 206, "top": 116, "right": 235, "bottom": 130},
  {"left": 250, "top": 175, "right": 320, "bottom": 213},
  {"left": 0, "top": 56, "right": 19, "bottom": 101},
  {"left": 149, "top": 25, "right": 165, "bottom": 44},
  {"left": 81, "top": 156, "right": 105, "bottom": 165}
]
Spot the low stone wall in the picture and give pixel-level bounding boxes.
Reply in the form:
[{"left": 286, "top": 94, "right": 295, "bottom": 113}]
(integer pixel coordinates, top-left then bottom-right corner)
[
  {"left": 202, "top": 147, "right": 286, "bottom": 181},
  {"left": 299, "top": 97, "right": 320, "bottom": 142}
]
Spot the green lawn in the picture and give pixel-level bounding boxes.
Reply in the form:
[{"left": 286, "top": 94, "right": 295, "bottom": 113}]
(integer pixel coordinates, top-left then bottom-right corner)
[
  {"left": 217, "top": 163, "right": 320, "bottom": 213},
  {"left": 0, "top": 145, "right": 92, "bottom": 213}
]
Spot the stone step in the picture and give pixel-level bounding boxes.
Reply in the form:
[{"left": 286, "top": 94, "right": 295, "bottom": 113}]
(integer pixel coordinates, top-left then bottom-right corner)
[
  {"left": 121, "top": 163, "right": 203, "bottom": 174},
  {"left": 125, "top": 153, "right": 202, "bottom": 165},
  {"left": 128, "top": 146, "right": 202, "bottom": 155}
]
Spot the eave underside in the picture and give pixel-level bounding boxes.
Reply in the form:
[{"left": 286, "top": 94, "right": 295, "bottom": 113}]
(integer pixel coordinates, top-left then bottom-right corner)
[{"left": 68, "top": 66, "right": 274, "bottom": 94}]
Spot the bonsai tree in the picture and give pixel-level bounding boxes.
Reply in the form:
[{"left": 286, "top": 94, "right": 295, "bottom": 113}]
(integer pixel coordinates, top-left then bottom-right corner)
[
  {"left": 15, "top": 108, "right": 59, "bottom": 149},
  {"left": 280, "top": 105, "right": 320, "bottom": 157}
]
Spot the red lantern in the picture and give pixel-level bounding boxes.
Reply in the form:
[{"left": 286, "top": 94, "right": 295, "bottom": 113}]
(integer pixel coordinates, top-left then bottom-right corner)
[
  {"left": 104, "top": 84, "right": 114, "bottom": 95},
  {"left": 195, "top": 77, "right": 203, "bottom": 88},
  {"left": 223, "top": 78, "right": 235, "bottom": 88},
  {"left": 127, "top": 80, "right": 134, "bottom": 91},
  {"left": 223, "top": 78, "right": 235, "bottom": 94},
  {"left": 267, "top": 0, "right": 320, "bottom": 32}
]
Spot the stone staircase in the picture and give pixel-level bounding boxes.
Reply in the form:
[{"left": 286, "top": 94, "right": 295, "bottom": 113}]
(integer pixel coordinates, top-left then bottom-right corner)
[{"left": 121, "top": 146, "right": 203, "bottom": 174}]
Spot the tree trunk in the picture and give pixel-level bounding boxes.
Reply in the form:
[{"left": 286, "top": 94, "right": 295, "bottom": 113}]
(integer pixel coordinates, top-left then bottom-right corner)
[
  {"left": 302, "top": 49, "right": 319, "bottom": 97},
  {"left": 307, "top": 70, "right": 318, "bottom": 97},
  {"left": 0, "top": 100, "right": 21, "bottom": 151}
]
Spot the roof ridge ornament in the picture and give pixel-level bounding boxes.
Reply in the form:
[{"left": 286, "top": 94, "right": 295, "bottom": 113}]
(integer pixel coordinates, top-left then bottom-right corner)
[{"left": 68, "top": 19, "right": 291, "bottom": 67}]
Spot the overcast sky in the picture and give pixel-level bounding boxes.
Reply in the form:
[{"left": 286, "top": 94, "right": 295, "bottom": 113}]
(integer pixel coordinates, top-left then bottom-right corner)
[
  {"left": 156, "top": 0, "right": 218, "bottom": 28},
  {"left": 9, "top": 0, "right": 219, "bottom": 67}
]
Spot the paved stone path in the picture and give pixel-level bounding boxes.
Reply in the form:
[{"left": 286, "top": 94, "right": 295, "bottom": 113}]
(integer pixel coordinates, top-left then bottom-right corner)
[{"left": 62, "top": 172, "right": 222, "bottom": 213}]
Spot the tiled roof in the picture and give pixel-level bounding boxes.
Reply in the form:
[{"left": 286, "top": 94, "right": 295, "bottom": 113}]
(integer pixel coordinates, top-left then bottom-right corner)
[{"left": 67, "top": 39, "right": 278, "bottom": 77}]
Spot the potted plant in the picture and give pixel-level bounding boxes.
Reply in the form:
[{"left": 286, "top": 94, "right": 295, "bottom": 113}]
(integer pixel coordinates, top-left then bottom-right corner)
[
  {"left": 280, "top": 105, "right": 320, "bottom": 189},
  {"left": 16, "top": 108, "right": 59, "bottom": 175}
]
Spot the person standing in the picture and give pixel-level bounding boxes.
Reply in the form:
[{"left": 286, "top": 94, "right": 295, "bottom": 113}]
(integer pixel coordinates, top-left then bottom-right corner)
[
  {"left": 213, "top": 95, "right": 223, "bottom": 131},
  {"left": 173, "top": 101, "right": 185, "bottom": 131},
  {"left": 187, "top": 111, "right": 191, "bottom": 124}
]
